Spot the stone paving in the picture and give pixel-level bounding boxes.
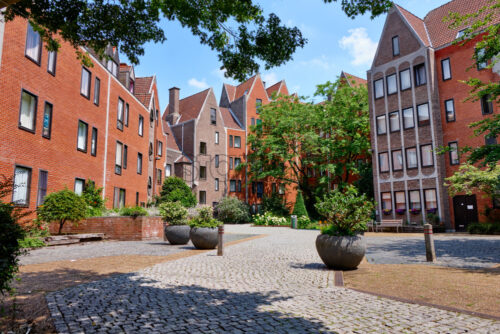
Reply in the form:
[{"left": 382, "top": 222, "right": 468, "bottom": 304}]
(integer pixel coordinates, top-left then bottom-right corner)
[{"left": 46, "top": 225, "right": 500, "bottom": 333}]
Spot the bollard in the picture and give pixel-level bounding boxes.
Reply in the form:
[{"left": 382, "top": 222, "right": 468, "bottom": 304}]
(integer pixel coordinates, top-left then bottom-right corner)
[
  {"left": 291, "top": 215, "right": 297, "bottom": 229},
  {"left": 424, "top": 224, "right": 436, "bottom": 262},
  {"left": 217, "top": 225, "right": 224, "bottom": 256}
]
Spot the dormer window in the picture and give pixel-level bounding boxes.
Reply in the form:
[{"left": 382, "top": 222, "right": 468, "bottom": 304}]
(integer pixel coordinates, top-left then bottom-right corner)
[
  {"left": 392, "top": 36, "right": 400, "bottom": 56},
  {"left": 107, "top": 59, "right": 118, "bottom": 76},
  {"left": 129, "top": 79, "right": 134, "bottom": 93}
]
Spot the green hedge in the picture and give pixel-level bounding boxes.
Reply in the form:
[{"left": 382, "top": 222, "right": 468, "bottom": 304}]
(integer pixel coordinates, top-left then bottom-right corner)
[{"left": 467, "top": 223, "right": 500, "bottom": 235}]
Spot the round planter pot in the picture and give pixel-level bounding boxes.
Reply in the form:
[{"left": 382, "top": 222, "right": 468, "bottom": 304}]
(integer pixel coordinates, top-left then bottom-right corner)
[
  {"left": 315, "top": 234, "right": 366, "bottom": 270},
  {"left": 190, "top": 227, "right": 219, "bottom": 249},
  {"left": 164, "top": 225, "right": 191, "bottom": 245}
]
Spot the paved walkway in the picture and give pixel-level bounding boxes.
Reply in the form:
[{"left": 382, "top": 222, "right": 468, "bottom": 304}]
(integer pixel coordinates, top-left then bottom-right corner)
[{"left": 45, "top": 225, "right": 499, "bottom": 333}]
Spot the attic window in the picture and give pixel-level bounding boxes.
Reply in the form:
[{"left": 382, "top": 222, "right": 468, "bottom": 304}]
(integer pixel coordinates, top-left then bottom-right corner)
[
  {"left": 107, "top": 59, "right": 118, "bottom": 76},
  {"left": 456, "top": 29, "right": 467, "bottom": 39},
  {"left": 392, "top": 36, "right": 400, "bottom": 56}
]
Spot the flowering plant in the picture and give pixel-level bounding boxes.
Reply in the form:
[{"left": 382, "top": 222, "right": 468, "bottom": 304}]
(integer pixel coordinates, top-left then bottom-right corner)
[
  {"left": 410, "top": 208, "right": 421, "bottom": 214},
  {"left": 382, "top": 209, "right": 392, "bottom": 215},
  {"left": 253, "top": 212, "right": 288, "bottom": 226},
  {"left": 395, "top": 208, "right": 406, "bottom": 215},
  {"left": 426, "top": 208, "right": 437, "bottom": 214}
]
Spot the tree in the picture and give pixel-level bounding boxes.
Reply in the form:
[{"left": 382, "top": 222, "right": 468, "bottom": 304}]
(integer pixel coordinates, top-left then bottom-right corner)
[
  {"left": 445, "top": 163, "right": 500, "bottom": 199},
  {"left": 37, "top": 189, "right": 87, "bottom": 234},
  {"left": 323, "top": 0, "right": 392, "bottom": 19},
  {"left": 215, "top": 197, "right": 251, "bottom": 224},
  {"left": 159, "top": 176, "right": 197, "bottom": 208},
  {"left": 292, "top": 192, "right": 309, "bottom": 218}
]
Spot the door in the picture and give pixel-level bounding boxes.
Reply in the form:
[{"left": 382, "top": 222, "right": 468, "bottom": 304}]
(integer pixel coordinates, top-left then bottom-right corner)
[{"left": 453, "top": 195, "right": 479, "bottom": 231}]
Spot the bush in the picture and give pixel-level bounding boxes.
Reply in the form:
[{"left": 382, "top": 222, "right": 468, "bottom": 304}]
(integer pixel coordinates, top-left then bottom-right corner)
[
  {"left": 159, "top": 201, "right": 188, "bottom": 225},
  {"left": 315, "top": 185, "right": 374, "bottom": 236},
  {"left": 261, "top": 193, "right": 289, "bottom": 217},
  {"left": 81, "top": 179, "right": 105, "bottom": 217},
  {"left": 253, "top": 212, "right": 289, "bottom": 226},
  {"left": 159, "top": 177, "right": 197, "bottom": 208},
  {"left": 37, "top": 189, "right": 87, "bottom": 234},
  {"left": 18, "top": 237, "right": 45, "bottom": 249},
  {"left": 468, "top": 222, "right": 500, "bottom": 235},
  {"left": 297, "top": 215, "right": 313, "bottom": 229},
  {"left": 292, "top": 191, "right": 308, "bottom": 218},
  {"left": 119, "top": 206, "right": 148, "bottom": 218},
  {"left": 0, "top": 203, "right": 25, "bottom": 295},
  {"left": 215, "top": 197, "right": 251, "bottom": 224},
  {"left": 189, "top": 206, "right": 222, "bottom": 228}
]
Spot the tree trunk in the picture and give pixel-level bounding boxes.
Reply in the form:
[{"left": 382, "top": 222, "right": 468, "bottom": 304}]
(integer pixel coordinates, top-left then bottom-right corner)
[{"left": 58, "top": 219, "right": 66, "bottom": 235}]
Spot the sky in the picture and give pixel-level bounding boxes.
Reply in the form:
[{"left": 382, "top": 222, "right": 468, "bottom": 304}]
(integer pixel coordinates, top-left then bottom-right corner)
[{"left": 131, "top": 0, "right": 451, "bottom": 110}]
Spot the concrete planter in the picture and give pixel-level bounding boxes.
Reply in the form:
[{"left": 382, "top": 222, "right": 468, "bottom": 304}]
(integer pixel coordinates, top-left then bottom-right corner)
[
  {"left": 315, "top": 234, "right": 366, "bottom": 270},
  {"left": 164, "top": 225, "right": 190, "bottom": 245},
  {"left": 190, "top": 227, "right": 218, "bottom": 249}
]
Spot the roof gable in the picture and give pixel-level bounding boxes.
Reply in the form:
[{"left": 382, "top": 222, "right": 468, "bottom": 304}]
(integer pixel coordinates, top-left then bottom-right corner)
[{"left": 163, "top": 88, "right": 210, "bottom": 124}]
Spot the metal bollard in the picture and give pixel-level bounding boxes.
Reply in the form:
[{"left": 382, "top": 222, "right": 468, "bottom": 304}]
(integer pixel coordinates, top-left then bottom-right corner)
[
  {"left": 424, "top": 224, "right": 436, "bottom": 262},
  {"left": 217, "top": 225, "right": 224, "bottom": 256},
  {"left": 291, "top": 215, "right": 297, "bottom": 229}
]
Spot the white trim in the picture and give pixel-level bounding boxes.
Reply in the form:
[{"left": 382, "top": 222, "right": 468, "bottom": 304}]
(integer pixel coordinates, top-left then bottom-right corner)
[{"left": 102, "top": 74, "right": 112, "bottom": 199}]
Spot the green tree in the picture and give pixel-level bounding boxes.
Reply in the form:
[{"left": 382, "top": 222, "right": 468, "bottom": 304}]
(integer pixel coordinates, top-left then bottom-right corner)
[
  {"left": 37, "top": 189, "right": 87, "bottom": 234},
  {"left": 159, "top": 176, "right": 197, "bottom": 208},
  {"left": 81, "top": 179, "right": 105, "bottom": 217},
  {"left": 445, "top": 163, "right": 500, "bottom": 199},
  {"left": 215, "top": 197, "right": 251, "bottom": 224},
  {"left": 292, "top": 191, "right": 309, "bottom": 218}
]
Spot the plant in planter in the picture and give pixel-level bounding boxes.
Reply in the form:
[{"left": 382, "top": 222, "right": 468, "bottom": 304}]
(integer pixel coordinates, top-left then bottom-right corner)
[
  {"left": 159, "top": 201, "right": 190, "bottom": 245},
  {"left": 395, "top": 208, "right": 406, "bottom": 215},
  {"left": 189, "top": 206, "right": 222, "bottom": 249},
  {"left": 382, "top": 209, "right": 392, "bottom": 215},
  {"left": 314, "top": 185, "right": 374, "bottom": 270},
  {"left": 410, "top": 208, "right": 421, "bottom": 214}
]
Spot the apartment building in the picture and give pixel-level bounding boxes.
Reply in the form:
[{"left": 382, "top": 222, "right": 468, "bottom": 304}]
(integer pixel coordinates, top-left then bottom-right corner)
[
  {"left": 0, "top": 16, "right": 166, "bottom": 213},
  {"left": 368, "top": 0, "right": 499, "bottom": 231}
]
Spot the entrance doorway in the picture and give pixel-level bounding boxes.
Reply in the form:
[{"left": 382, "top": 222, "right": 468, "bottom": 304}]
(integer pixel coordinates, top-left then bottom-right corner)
[{"left": 452, "top": 195, "right": 479, "bottom": 231}]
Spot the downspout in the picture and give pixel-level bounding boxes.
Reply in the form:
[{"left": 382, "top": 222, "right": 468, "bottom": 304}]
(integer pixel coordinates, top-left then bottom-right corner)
[{"left": 102, "top": 73, "right": 111, "bottom": 200}]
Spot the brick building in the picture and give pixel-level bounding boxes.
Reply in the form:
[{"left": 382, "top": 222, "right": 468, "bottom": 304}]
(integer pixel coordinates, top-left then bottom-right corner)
[{"left": 368, "top": 0, "right": 499, "bottom": 230}]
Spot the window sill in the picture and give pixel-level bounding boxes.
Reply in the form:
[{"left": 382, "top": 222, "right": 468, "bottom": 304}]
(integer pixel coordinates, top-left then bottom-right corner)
[{"left": 18, "top": 125, "right": 36, "bottom": 134}]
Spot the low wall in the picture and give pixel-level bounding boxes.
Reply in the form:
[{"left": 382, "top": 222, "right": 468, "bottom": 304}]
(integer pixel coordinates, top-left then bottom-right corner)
[{"left": 49, "top": 216, "right": 165, "bottom": 241}]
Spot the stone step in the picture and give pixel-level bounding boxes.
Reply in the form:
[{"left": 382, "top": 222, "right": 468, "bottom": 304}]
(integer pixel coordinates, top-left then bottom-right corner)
[{"left": 45, "top": 238, "right": 80, "bottom": 246}]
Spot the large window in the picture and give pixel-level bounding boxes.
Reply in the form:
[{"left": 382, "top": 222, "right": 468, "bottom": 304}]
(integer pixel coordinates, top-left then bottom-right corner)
[
  {"left": 417, "top": 103, "right": 430, "bottom": 126},
  {"left": 42, "top": 102, "right": 52, "bottom": 139},
  {"left": 47, "top": 51, "right": 57, "bottom": 75},
  {"left": 381, "top": 192, "right": 392, "bottom": 211},
  {"left": 445, "top": 99, "right": 455, "bottom": 122},
  {"left": 420, "top": 144, "right": 434, "bottom": 167},
  {"left": 137, "top": 153, "right": 143, "bottom": 174},
  {"left": 13, "top": 166, "right": 31, "bottom": 206},
  {"left": 406, "top": 147, "right": 418, "bottom": 169},
  {"left": 200, "top": 142, "right": 207, "bottom": 155},
  {"left": 414, "top": 64, "right": 426, "bottom": 86},
  {"left": 210, "top": 108, "right": 217, "bottom": 125},
  {"left": 481, "top": 94, "right": 493, "bottom": 115},
  {"left": 424, "top": 189, "right": 437, "bottom": 211},
  {"left": 74, "top": 178, "right": 85, "bottom": 196},
  {"left": 389, "top": 111, "right": 400, "bottom": 132},
  {"left": 399, "top": 69, "right": 411, "bottom": 91},
  {"left": 138, "top": 115, "right": 144, "bottom": 136},
  {"left": 113, "top": 187, "right": 126, "bottom": 208},
  {"left": 80, "top": 67, "right": 91, "bottom": 98},
  {"left": 94, "top": 78, "right": 100, "bottom": 106},
  {"left": 199, "top": 191, "right": 206, "bottom": 204},
  {"left": 395, "top": 191, "right": 406, "bottom": 210},
  {"left": 117, "top": 98, "right": 124, "bottom": 130},
  {"left": 91, "top": 127, "right": 98, "bottom": 156},
  {"left": 215, "top": 178, "right": 219, "bottom": 191},
  {"left": 25, "top": 24, "right": 41, "bottom": 64},
  {"left": 77, "top": 120, "right": 88, "bottom": 152},
  {"left": 234, "top": 136, "right": 241, "bottom": 148},
  {"left": 392, "top": 150, "right": 403, "bottom": 171},
  {"left": 448, "top": 142, "right": 459, "bottom": 165},
  {"left": 115, "top": 141, "right": 123, "bottom": 174},
  {"left": 441, "top": 58, "right": 451, "bottom": 81},
  {"left": 374, "top": 78, "right": 384, "bottom": 99},
  {"left": 386, "top": 74, "right": 397, "bottom": 95},
  {"left": 376, "top": 115, "right": 387, "bottom": 135},
  {"left": 379, "top": 152, "right": 389, "bottom": 173},
  {"left": 392, "top": 36, "right": 400, "bottom": 56},
  {"left": 409, "top": 190, "right": 421, "bottom": 210},
  {"left": 200, "top": 166, "right": 207, "bottom": 179},
  {"left": 403, "top": 107, "right": 414, "bottom": 129},
  {"left": 37, "top": 170, "right": 48, "bottom": 207},
  {"left": 19, "top": 90, "right": 37, "bottom": 132}
]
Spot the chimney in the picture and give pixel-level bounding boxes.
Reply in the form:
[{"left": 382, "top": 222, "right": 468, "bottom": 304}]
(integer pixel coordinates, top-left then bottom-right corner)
[{"left": 169, "top": 87, "right": 180, "bottom": 123}]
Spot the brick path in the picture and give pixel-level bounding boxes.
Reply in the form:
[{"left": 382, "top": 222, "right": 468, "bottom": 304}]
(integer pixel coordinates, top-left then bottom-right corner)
[{"left": 47, "top": 226, "right": 500, "bottom": 333}]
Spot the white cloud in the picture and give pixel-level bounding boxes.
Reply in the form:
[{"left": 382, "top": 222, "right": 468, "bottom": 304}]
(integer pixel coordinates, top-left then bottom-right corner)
[
  {"left": 299, "top": 55, "right": 331, "bottom": 70},
  {"left": 261, "top": 72, "right": 278, "bottom": 86},
  {"left": 339, "top": 27, "right": 378, "bottom": 66},
  {"left": 188, "top": 78, "right": 209, "bottom": 89}
]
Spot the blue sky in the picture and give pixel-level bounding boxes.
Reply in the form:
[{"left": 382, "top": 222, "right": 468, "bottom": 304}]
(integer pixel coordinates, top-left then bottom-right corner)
[{"left": 132, "top": 0, "right": 451, "bottom": 110}]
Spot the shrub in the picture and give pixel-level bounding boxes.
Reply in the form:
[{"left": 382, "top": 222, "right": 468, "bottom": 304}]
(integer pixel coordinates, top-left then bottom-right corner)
[
  {"left": 189, "top": 206, "right": 222, "bottom": 228},
  {"left": 159, "top": 177, "right": 197, "bottom": 208},
  {"left": 253, "top": 212, "right": 288, "bottom": 226},
  {"left": 119, "top": 206, "right": 148, "bottom": 218},
  {"left": 215, "top": 197, "right": 251, "bottom": 224},
  {"left": 18, "top": 237, "right": 45, "bottom": 249},
  {"left": 261, "top": 193, "right": 289, "bottom": 217},
  {"left": 159, "top": 202, "right": 188, "bottom": 225},
  {"left": 81, "top": 179, "right": 105, "bottom": 217},
  {"left": 468, "top": 222, "right": 500, "bottom": 235},
  {"left": 292, "top": 191, "right": 308, "bottom": 218},
  {"left": 0, "top": 203, "right": 25, "bottom": 295},
  {"left": 315, "top": 185, "right": 374, "bottom": 236},
  {"left": 297, "top": 215, "right": 312, "bottom": 229},
  {"left": 37, "top": 189, "right": 87, "bottom": 234}
]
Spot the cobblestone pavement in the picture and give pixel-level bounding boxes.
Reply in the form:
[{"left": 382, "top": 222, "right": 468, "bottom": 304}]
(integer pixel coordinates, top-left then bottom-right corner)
[
  {"left": 21, "top": 233, "right": 256, "bottom": 265},
  {"left": 47, "top": 226, "right": 500, "bottom": 333}
]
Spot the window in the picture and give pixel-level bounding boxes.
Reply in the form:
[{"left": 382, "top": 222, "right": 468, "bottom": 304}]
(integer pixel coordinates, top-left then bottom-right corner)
[
  {"left": 94, "top": 78, "right": 100, "bottom": 105},
  {"left": 199, "top": 191, "right": 206, "bottom": 204},
  {"left": 115, "top": 141, "right": 123, "bottom": 174},
  {"left": 91, "top": 127, "right": 98, "bottom": 156},
  {"left": 234, "top": 158, "right": 241, "bottom": 168},
  {"left": 379, "top": 152, "right": 389, "bottom": 173},
  {"left": 138, "top": 115, "right": 144, "bottom": 136},
  {"left": 210, "top": 108, "right": 217, "bottom": 125},
  {"left": 392, "top": 36, "right": 400, "bottom": 56},
  {"left": 117, "top": 98, "right": 124, "bottom": 130},
  {"left": 156, "top": 110, "right": 159, "bottom": 125},
  {"left": 441, "top": 58, "right": 451, "bottom": 80},
  {"left": 74, "top": 178, "right": 85, "bottom": 196},
  {"left": 251, "top": 118, "right": 255, "bottom": 126},
  {"left": 374, "top": 79, "right": 384, "bottom": 99},
  {"left": 124, "top": 103, "right": 129, "bottom": 127},
  {"left": 229, "top": 135, "right": 233, "bottom": 147},
  {"left": 157, "top": 141, "right": 163, "bottom": 156},
  {"left": 424, "top": 189, "right": 437, "bottom": 210},
  {"left": 215, "top": 131, "right": 219, "bottom": 144},
  {"left": 137, "top": 153, "right": 143, "bottom": 174},
  {"left": 200, "top": 166, "right": 207, "bottom": 179},
  {"left": 157, "top": 168, "right": 162, "bottom": 185},
  {"left": 481, "top": 94, "right": 493, "bottom": 115},
  {"left": 37, "top": 170, "right": 48, "bottom": 207},
  {"left": 215, "top": 178, "right": 219, "bottom": 191},
  {"left": 149, "top": 143, "right": 153, "bottom": 161},
  {"left": 25, "top": 24, "right": 41, "bottom": 64},
  {"left": 403, "top": 107, "right": 414, "bottom": 129},
  {"left": 399, "top": 69, "right": 411, "bottom": 91},
  {"left": 77, "top": 120, "right": 88, "bottom": 152},
  {"left": 42, "top": 102, "right": 52, "bottom": 139},
  {"left": 376, "top": 115, "right": 387, "bottom": 135},
  {"left": 448, "top": 142, "right": 459, "bottom": 165},
  {"left": 386, "top": 74, "right": 397, "bottom": 95},
  {"left": 47, "top": 51, "right": 57, "bottom": 75},
  {"left": 229, "top": 157, "right": 233, "bottom": 170},
  {"left": 414, "top": 64, "right": 426, "bottom": 86},
  {"left": 234, "top": 136, "right": 241, "bottom": 148},
  {"left": 392, "top": 150, "right": 403, "bottom": 171},
  {"left": 389, "top": 111, "right": 400, "bottom": 132},
  {"left": 237, "top": 180, "right": 242, "bottom": 192},
  {"left": 123, "top": 145, "right": 128, "bottom": 169},
  {"left": 80, "top": 68, "right": 91, "bottom": 98},
  {"left": 113, "top": 188, "right": 126, "bottom": 208},
  {"left": 395, "top": 191, "right": 405, "bottom": 210},
  {"left": 279, "top": 184, "right": 285, "bottom": 195},
  {"left": 406, "top": 147, "right": 418, "bottom": 169},
  {"left": 166, "top": 164, "right": 171, "bottom": 177},
  {"left": 215, "top": 155, "right": 219, "bottom": 168},
  {"left": 13, "top": 166, "right": 32, "bottom": 206},
  {"left": 486, "top": 135, "right": 497, "bottom": 146},
  {"left": 19, "top": 90, "right": 37, "bottom": 132},
  {"left": 445, "top": 99, "right": 455, "bottom": 122},
  {"left": 256, "top": 182, "right": 264, "bottom": 198},
  {"left": 409, "top": 190, "right": 421, "bottom": 210},
  {"left": 200, "top": 142, "right": 207, "bottom": 155},
  {"left": 420, "top": 144, "right": 434, "bottom": 167},
  {"left": 136, "top": 192, "right": 139, "bottom": 206},
  {"left": 107, "top": 59, "right": 118, "bottom": 76},
  {"left": 456, "top": 29, "right": 467, "bottom": 39},
  {"left": 417, "top": 103, "right": 430, "bottom": 126},
  {"left": 476, "top": 48, "right": 487, "bottom": 70},
  {"left": 230, "top": 180, "right": 236, "bottom": 192},
  {"left": 256, "top": 99, "right": 262, "bottom": 113},
  {"left": 381, "top": 192, "right": 392, "bottom": 211}
]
